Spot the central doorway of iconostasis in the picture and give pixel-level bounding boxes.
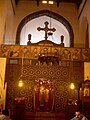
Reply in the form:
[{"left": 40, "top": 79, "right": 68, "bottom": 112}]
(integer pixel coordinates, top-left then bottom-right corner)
[{"left": 34, "top": 78, "right": 54, "bottom": 112}]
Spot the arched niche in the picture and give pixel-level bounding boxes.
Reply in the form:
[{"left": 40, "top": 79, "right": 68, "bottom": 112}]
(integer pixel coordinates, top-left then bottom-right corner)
[
  {"left": 16, "top": 10, "right": 74, "bottom": 47},
  {"left": 34, "top": 78, "right": 54, "bottom": 112}
]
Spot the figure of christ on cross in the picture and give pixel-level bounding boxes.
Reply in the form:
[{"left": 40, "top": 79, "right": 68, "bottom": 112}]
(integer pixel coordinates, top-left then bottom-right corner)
[{"left": 37, "top": 21, "right": 56, "bottom": 41}]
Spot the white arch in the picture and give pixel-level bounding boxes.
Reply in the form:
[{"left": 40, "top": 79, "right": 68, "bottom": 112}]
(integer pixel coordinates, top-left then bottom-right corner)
[{"left": 20, "top": 16, "right": 70, "bottom": 47}]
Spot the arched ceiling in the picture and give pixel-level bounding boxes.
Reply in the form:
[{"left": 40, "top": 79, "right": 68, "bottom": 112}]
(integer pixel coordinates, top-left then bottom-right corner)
[{"left": 15, "top": 0, "right": 82, "bottom": 8}]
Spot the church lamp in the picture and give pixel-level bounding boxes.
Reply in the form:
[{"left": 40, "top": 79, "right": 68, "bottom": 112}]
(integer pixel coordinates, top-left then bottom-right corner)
[
  {"left": 18, "top": 80, "right": 23, "bottom": 87},
  {"left": 18, "top": 58, "right": 24, "bottom": 87},
  {"left": 70, "top": 83, "right": 75, "bottom": 90}
]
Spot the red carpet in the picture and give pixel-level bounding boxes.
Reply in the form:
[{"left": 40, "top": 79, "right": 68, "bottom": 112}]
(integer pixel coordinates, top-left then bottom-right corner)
[
  {"left": 24, "top": 112, "right": 65, "bottom": 120},
  {"left": 10, "top": 111, "right": 65, "bottom": 120}
]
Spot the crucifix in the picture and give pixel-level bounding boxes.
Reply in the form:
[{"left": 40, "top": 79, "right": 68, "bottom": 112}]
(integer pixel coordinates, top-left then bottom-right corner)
[{"left": 37, "top": 21, "right": 56, "bottom": 41}]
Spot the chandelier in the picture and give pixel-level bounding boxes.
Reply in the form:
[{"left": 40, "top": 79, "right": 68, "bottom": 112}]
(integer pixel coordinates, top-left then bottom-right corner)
[
  {"left": 18, "top": 58, "right": 24, "bottom": 87},
  {"left": 38, "top": 52, "right": 59, "bottom": 65}
]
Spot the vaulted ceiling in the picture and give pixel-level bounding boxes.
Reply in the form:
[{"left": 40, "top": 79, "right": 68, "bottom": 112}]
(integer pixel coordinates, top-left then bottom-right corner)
[{"left": 15, "top": 0, "right": 82, "bottom": 8}]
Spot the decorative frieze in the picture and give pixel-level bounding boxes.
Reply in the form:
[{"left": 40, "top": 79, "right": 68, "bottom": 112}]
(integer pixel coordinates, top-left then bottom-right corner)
[{"left": 0, "top": 45, "right": 90, "bottom": 61}]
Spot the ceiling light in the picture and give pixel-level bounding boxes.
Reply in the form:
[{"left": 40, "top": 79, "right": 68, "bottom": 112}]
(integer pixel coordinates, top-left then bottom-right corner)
[
  {"left": 42, "top": 1, "right": 47, "bottom": 4},
  {"left": 48, "top": 1, "right": 53, "bottom": 4}
]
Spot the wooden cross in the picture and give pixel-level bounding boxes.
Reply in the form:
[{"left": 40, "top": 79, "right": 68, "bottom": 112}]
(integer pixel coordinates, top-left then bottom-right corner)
[{"left": 37, "top": 21, "right": 56, "bottom": 41}]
